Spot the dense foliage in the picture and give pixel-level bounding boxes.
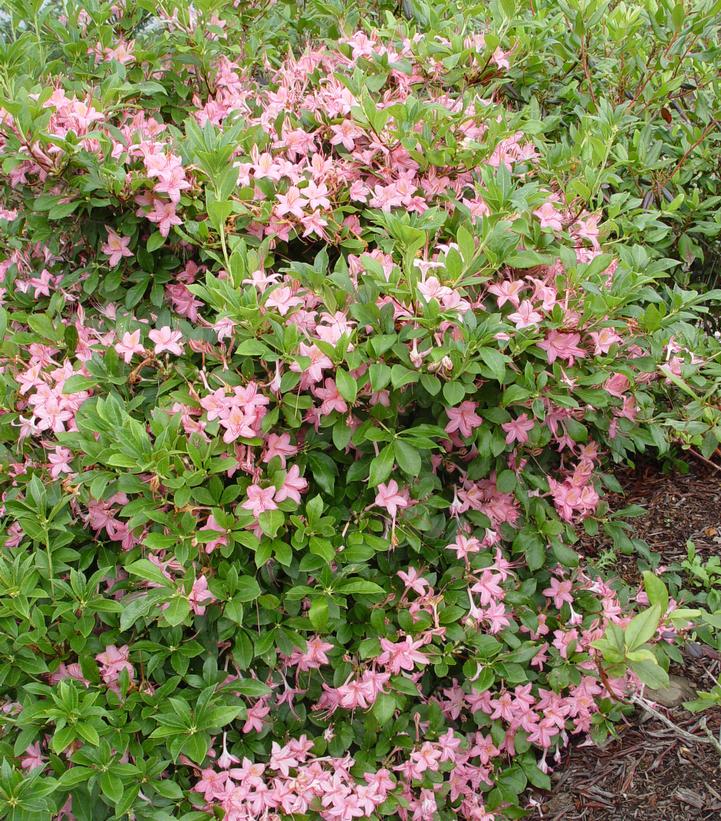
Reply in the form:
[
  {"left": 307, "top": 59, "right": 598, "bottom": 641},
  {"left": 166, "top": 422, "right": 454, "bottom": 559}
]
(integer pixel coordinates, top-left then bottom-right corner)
[{"left": 0, "top": 1, "right": 720, "bottom": 820}]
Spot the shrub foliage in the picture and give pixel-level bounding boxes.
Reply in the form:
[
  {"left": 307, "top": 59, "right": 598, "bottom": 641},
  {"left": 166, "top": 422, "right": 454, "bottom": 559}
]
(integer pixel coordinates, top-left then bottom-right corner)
[{"left": 0, "top": 1, "right": 720, "bottom": 820}]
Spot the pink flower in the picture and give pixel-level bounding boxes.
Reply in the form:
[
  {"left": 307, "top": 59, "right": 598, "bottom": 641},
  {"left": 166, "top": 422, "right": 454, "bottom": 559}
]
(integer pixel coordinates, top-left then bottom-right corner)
[
  {"left": 329, "top": 119, "right": 364, "bottom": 152},
  {"left": 471, "top": 570, "right": 504, "bottom": 606},
  {"left": 115, "top": 329, "right": 145, "bottom": 363},
  {"left": 493, "top": 46, "right": 510, "bottom": 70},
  {"left": 289, "top": 635, "right": 334, "bottom": 671},
  {"left": 303, "top": 181, "right": 331, "bottom": 210},
  {"left": 96, "top": 644, "right": 134, "bottom": 685},
  {"left": 548, "top": 477, "right": 599, "bottom": 521},
  {"left": 501, "top": 413, "right": 535, "bottom": 445},
  {"left": 188, "top": 576, "right": 216, "bottom": 615},
  {"left": 604, "top": 372, "right": 629, "bottom": 397},
  {"left": 534, "top": 201, "right": 564, "bottom": 231},
  {"left": 574, "top": 213, "right": 601, "bottom": 249},
  {"left": 315, "top": 378, "right": 348, "bottom": 415},
  {"left": 20, "top": 742, "right": 44, "bottom": 771},
  {"left": 101, "top": 227, "right": 133, "bottom": 266},
  {"left": 445, "top": 401, "right": 483, "bottom": 438},
  {"left": 617, "top": 394, "right": 637, "bottom": 421},
  {"left": 369, "top": 183, "right": 404, "bottom": 212},
  {"left": 543, "top": 577, "right": 574, "bottom": 609},
  {"left": 274, "top": 465, "right": 308, "bottom": 504},
  {"left": 149, "top": 326, "right": 184, "bottom": 355},
  {"left": 263, "top": 433, "right": 298, "bottom": 468},
  {"left": 220, "top": 407, "right": 258, "bottom": 443},
  {"left": 508, "top": 300, "right": 542, "bottom": 329},
  {"left": 29, "top": 269, "right": 53, "bottom": 297},
  {"left": 397, "top": 567, "right": 429, "bottom": 595},
  {"left": 217, "top": 738, "right": 240, "bottom": 770},
  {"left": 242, "top": 484, "right": 277, "bottom": 516},
  {"left": 300, "top": 210, "right": 328, "bottom": 238},
  {"left": 48, "top": 446, "right": 73, "bottom": 478},
  {"left": 481, "top": 601, "right": 511, "bottom": 633},
  {"left": 269, "top": 741, "right": 298, "bottom": 776},
  {"left": 290, "top": 342, "right": 333, "bottom": 384},
  {"left": 437, "top": 728, "right": 462, "bottom": 761},
  {"left": 446, "top": 534, "right": 482, "bottom": 560},
  {"left": 242, "top": 699, "right": 270, "bottom": 734},
  {"left": 378, "top": 635, "right": 428, "bottom": 674},
  {"left": 153, "top": 164, "right": 190, "bottom": 203},
  {"left": 488, "top": 279, "right": 525, "bottom": 308},
  {"left": 538, "top": 331, "right": 586, "bottom": 365},
  {"left": 553, "top": 628, "right": 579, "bottom": 659},
  {"left": 589, "top": 327, "right": 623, "bottom": 356},
  {"left": 275, "top": 186, "right": 308, "bottom": 219},
  {"left": 264, "top": 285, "right": 303, "bottom": 315},
  {"left": 200, "top": 514, "right": 228, "bottom": 554},
  {"left": 374, "top": 480, "right": 410, "bottom": 519},
  {"left": 146, "top": 199, "right": 182, "bottom": 237}
]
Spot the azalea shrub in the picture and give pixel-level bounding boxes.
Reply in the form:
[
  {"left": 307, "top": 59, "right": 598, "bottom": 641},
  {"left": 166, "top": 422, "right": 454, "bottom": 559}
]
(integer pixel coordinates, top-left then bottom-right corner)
[{"left": 1, "top": 2, "right": 721, "bottom": 820}]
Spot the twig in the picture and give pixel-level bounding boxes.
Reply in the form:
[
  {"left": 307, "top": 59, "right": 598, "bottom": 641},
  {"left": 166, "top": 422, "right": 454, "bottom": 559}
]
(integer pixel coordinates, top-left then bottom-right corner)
[
  {"left": 580, "top": 35, "right": 597, "bottom": 108},
  {"left": 660, "top": 120, "right": 718, "bottom": 185},
  {"left": 685, "top": 447, "right": 721, "bottom": 474},
  {"left": 631, "top": 693, "right": 721, "bottom": 753},
  {"left": 700, "top": 717, "right": 721, "bottom": 759}
]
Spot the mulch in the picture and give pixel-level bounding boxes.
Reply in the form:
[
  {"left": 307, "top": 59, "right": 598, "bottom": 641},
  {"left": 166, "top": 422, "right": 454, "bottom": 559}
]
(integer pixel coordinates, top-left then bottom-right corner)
[{"left": 531, "top": 459, "right": 721, "bottom": 821}]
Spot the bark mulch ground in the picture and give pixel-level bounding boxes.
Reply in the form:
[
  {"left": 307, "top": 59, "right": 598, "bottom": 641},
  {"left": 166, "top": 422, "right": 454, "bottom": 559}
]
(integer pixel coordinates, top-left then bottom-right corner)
[{"left": 532, "top": 460, "right": 721, "bottom": 820}]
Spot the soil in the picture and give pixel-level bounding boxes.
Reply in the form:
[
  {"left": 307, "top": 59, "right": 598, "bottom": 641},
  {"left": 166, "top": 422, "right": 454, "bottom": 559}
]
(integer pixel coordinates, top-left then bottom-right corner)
[{"left": 532, "top": 460, "right": 721, "bottom": 821}]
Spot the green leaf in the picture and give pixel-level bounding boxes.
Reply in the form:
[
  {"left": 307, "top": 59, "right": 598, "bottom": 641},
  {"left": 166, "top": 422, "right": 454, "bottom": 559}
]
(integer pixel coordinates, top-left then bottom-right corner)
[
  {"left": 234, "top": 678, "right": 272, "bottom": 697},
  {"left": 394, "top": 440, "right": 421, "bottom": 476},
  {"left": 420, "top": 372, "right": 441, "bottom": 395},
  {"left": 309, "top": 537, "right": 335, "bottom": 564},
  {"left": 163, "top": 596, "right": 190, "bottom": 627},
  {"left": 496, "top": 469, "right": 516, "bottom": 493},
  {"left": 126, "top": 559, "right": 172, "bottom": 588},
  {"left": 236, "top": 339, "right": 272, "bottom": 356},
  {"left": 49, "top": 199, "right": 80, "bottom": 219},
  {"left": 75, "top": 723, "right": 100, "bottom": 746},
  {"left": 551, "top": 541, "right": 579, "bottom": 568},
  {"left": 333, "top": 419, "right": 352, "bottom": 450},
  {"left": 443, "top": 381, "right": 465, "bottom": 406},
  {"left": 390, "top": 364, "right": 418, "bottom": 389},
  {"left": 147, "top": 231, "right": 166, "bottom": 252},
  {"left": 642, "top": 571, "right": 669, "bottom": 614},
  {"left": 182, "top": 732, "right": 210, "bottom": 765},
  {"left": 477, "top": 348, "right": 507, "bottom": 383},
  {"left": 61, "top": 375, "right": 97, "bottom": 394},
  {"left": 369, "top": 444, "right": 394, "bottom": 487},
  {"left": 335, "top": 579, "right": 385, "bottom": 596},
  {"left": 58, "top": 767, "right": 93, "bottom": 788},
  {"left": 259, "top": 509, "right": 284, "bottom": 537},
  {"left": 119, "top": 595, "right": 155, "bottom": 631},
  {"left": 153, "top": 780, "right": 184, "bottom": 800},
  {"left": 235, "top": 576, "right": 261, "bottom": 602},
  {"left": 99, "top": 772, "right": 124, "bottom": 804},
  {"left": 51, "top": 726, "right": 76, "bottom": 755},
  {"left": 372, "top": 693, "right": 397, "bottom": 724},
  {"left": 625, "top": 605, "right": 661, "bottom": 651},
  {"left": 309, "top": 597, "right": 329, "bottom": 631},
  {"left": 233, "top": 631, "right": 255, "bottom": 669},
  {"left": 205, "top": 706, "right": 245, "bottom": 728},
  {"left": 369, "top": 363, "right": 392, "bottom": 392},
  {"left": 630, "top": 657, "right": 669, "bottom": 689},
  {"left": 335, "top": 368, "right": 357, "bottom": 404},
  {"left": 207, "top": 199, "right": 233, "bottom": 231}
]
